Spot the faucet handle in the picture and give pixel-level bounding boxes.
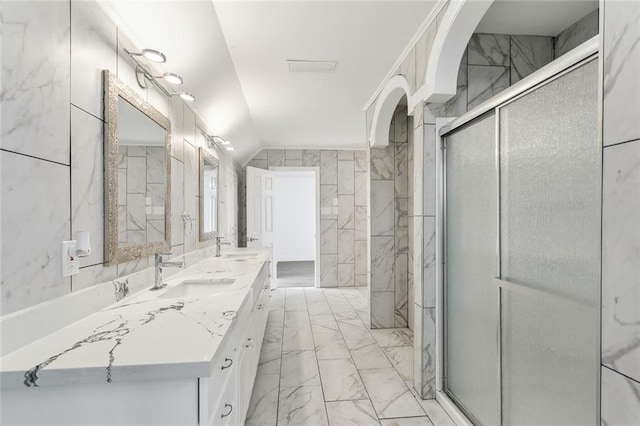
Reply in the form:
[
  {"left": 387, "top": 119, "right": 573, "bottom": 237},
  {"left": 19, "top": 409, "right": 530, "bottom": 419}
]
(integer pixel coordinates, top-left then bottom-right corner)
[{"left": 155, "top": 252, "right": 172, "bottom": 262}]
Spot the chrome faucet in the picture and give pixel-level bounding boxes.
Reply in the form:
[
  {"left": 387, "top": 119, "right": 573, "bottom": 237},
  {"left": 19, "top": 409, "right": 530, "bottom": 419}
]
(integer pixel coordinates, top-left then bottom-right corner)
[
  {"left": 215, "top": 234, "right": 232, "bottom": 257},
  {"left": 152, "top": 252, "right": 184, "bottom": 290}
]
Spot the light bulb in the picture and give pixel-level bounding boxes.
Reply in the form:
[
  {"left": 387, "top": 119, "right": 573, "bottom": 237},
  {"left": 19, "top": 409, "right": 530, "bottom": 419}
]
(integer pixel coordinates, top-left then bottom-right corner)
[
  {"left": 226, "top": 146, "right": 235, "bottom": 151},
  {"left": 163, "top": 73, "right": 183, "bottom": 85},
  {"left": 179, "top": 92, "right": 196, "bottom": 102},
  {"left": 141, "top": 49, "right": 166, "bottom": 63}
]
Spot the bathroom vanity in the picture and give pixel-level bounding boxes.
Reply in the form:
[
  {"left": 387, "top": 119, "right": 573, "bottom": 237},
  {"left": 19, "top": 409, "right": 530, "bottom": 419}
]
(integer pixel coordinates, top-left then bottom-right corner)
[{"left": 0, "top": 249, "right": 271, "bottom": 426}]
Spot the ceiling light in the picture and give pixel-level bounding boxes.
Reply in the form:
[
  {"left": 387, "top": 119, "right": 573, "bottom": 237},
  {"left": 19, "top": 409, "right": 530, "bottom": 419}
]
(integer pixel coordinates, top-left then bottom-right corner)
[
  {"left": 225, "top": 146, "right": 234, "bottom": 151},
  {"left": 141, "top": 49, "right": 166, "bottom": 63},
  {"left": 179, "top": 92, "right": 196, "bottom": 102},
  {"left": 220, "top": 139, "right": 231, "bottom": 145},
  {"left": 161, "top": 73, "right": 183, "bottom": 85}
]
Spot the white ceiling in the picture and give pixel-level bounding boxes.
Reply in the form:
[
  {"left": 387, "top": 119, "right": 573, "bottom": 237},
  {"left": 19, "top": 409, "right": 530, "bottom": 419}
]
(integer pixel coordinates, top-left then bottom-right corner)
[
  {"left": 104, "top": 0, "right": 598, "bottom": 164},
  {"left": 213, "top": 1, "right": 436, "bottom": 154},
  {"left": 105, "top": 1, "right": 435, "bottom": 163},
  {"left": 476, "top": 0, "right": 598, "bottom": 36}
]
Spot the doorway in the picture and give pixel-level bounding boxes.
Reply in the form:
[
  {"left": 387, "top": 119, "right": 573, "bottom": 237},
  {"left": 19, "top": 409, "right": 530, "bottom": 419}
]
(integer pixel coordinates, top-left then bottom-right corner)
[
  {"left": 272, "top": 170, "right": 318, "bottom": 288},
  {"left": 247, "top": 166, "right": 320, "bottom": 288}
]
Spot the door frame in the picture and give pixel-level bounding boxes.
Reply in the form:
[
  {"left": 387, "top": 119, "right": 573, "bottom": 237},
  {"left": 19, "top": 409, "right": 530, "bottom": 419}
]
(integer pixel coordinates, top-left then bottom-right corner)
[
  {"left": 434, "top": 37, "right": 600, "bottom": 426},
  {"left": 270, "top": 167, "right": 321, "bottom": 288}
]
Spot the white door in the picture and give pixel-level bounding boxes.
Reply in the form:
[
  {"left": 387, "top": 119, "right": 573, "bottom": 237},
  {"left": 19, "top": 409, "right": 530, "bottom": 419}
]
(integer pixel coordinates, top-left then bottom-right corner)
[{"left": 246, "top": 166, "right": 274, "bottom": 249}]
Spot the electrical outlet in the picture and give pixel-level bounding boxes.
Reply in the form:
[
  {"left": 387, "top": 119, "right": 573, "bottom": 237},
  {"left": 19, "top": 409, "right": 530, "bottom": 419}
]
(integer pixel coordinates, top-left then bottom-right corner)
[{"left": 62, "top": 240, "right": 79, "bottom": 277}]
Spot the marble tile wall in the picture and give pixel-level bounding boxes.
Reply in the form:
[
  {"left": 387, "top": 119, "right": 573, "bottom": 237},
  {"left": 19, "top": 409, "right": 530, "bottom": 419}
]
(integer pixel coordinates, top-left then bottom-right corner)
[
  {"left": 601, "top": 0, "right": 640, "bottom": 421},
  {"left": 409, "top": 102, "right": 438, "bottom": 400},
  {"left": 380, "top": 1, "right": 603, "bottom": 408},
  {"left": 426, "top": 32, "right": 555, "bottom": 118},
  {"left": 244, "top": 148, "right": 367, "bottom": 288},
  {"left": 369, "top": 105, "right": 410, "bottom": 329},
  {"left": 0, "top": 0, "right": 233, "bottom": 316},
  {"left": 554, "top": 9, "right": 599, "bottom": 59}
]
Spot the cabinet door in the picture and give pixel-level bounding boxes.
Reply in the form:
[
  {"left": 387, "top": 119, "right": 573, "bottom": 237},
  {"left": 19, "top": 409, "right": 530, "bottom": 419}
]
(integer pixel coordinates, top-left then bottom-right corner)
[
  {"left": 213, "top": 377, "right": 237, "bottom": 426},
  {"left": 235, "top": 337, "right": 252, "bottom": 425}
]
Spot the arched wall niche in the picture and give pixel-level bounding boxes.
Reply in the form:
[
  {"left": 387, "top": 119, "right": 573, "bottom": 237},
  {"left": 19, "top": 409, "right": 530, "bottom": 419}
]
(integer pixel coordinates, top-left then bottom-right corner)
[{"left": 369, "top": 75, "right": 411, "bottom": 147}]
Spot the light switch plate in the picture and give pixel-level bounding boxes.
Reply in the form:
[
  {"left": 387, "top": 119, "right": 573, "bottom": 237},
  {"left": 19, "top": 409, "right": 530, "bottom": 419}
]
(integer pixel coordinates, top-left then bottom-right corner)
[{"left": 62, "top": 240, "right": 79, "bottom": 277}]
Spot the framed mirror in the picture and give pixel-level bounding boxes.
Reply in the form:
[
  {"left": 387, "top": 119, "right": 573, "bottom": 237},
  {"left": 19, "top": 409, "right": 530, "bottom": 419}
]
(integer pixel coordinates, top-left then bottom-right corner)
[
  {"left": 103, "top": 70, "right": 171, "bottom": 264},
  {"left": 199, "top": 147, "right": 219, "bottom": 241}
]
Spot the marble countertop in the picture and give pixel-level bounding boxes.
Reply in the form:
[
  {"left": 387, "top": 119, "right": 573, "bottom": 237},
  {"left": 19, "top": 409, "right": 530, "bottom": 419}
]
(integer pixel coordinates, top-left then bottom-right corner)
[{"left": 0, "top": 248, "right": 270, "bottom": 389}]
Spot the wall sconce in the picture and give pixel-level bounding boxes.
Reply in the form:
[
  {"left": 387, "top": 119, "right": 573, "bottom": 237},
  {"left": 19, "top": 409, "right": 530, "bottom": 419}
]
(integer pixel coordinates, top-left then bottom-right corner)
[
  {"left": 207, "top": 135, "right": 234, "bottom": 152},
  {"left": 124, "top": 48, "right": 196, "bottom": 102}
]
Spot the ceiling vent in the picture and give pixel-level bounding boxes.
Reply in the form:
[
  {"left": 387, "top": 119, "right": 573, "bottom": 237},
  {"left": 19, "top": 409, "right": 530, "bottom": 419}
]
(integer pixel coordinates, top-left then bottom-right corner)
[{"left": 286, "top": 60, "right": 336, "bottom": 73}]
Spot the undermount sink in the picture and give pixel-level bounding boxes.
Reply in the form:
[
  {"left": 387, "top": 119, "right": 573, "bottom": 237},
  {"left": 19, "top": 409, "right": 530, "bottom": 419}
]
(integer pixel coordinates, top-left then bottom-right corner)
[
  {"left": 224, "top": 253, "right": 258, "bottom": 259},
  {"left": 159, "top": 278, "right": 236, "bottom": 299}
]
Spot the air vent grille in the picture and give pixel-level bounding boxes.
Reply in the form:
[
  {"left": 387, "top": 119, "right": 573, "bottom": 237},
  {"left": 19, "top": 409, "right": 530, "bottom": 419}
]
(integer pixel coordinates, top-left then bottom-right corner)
[{"left": 286, "top": 60, "right": 336, "bottom": 73}]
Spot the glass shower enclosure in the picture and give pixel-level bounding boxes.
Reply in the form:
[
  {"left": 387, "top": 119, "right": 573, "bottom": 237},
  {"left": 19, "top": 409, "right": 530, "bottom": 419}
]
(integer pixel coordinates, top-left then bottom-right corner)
[{"left": 443, "top": 58, "right": 600, "bottom": 425}]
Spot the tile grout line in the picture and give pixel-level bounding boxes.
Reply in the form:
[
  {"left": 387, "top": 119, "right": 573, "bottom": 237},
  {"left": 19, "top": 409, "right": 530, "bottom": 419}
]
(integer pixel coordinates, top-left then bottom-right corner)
[
  {"left": 339, "top": 288, "right": 429, "bottom": 422},
  {"left": 327, "top": 288, "right": 382, "bottom": 424},
  {"left": 274, "top": 290, "right": 287, "bottom": 425},
  {"left": 303, "top": 288, "right": 332, "bottom": 424}
]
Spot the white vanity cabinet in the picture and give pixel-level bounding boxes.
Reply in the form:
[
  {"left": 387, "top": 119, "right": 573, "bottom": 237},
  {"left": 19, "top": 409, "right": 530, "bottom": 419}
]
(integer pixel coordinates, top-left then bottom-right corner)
[
  {"left": 198, "top": 261, "right": 271, "bottom": 426},
  {"left": 0, "top": 257, "right": 272, "bottom": 426}
]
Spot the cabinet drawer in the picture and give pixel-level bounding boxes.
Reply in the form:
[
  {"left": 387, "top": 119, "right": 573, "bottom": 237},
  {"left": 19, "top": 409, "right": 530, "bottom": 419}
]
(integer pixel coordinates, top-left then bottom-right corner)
[
  {"left": 211, "top": 375, "right": 237, "bottom": 426},
  {"left": 199, "top": 342, "right": 237, "bottom": 425}
]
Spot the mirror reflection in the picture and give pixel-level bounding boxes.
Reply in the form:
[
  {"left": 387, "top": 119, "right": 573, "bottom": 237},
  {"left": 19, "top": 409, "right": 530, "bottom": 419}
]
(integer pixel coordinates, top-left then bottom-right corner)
[
  {"left": 199, "top": 147, "right": 219, "bottom": 241},
  {"left": 117, "top": 97, "right": 167, "bottom": 247}
]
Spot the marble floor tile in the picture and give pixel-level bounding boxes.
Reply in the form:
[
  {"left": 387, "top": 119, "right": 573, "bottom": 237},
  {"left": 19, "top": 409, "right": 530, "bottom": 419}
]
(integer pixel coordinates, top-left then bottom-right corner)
[
  {"left": 414, "top": 399, "right": 456, "bottom": 426},
  {"left": 383, "top": 346, "right": 413, "bottom": 382},
  {"left": 285, "top": 288, "right": 308, "bottom": 311},
  {"left": 308, "top": 300, "right": 333, "bottom": 316},
  {"left": 278, "top": 385, "right": 328, "bottom": 426},
  {"left": 263, "top": 322, "right": 284, "bottom": 344},
  {"left": 380, "top": 416, "right": 433, "bottom": 426},
  {"left": 357, "top": 310, "right": 371, "bottom": 327},
  {"left": 347, "top": 339, "right": 392, "bottom": 370},
  {"left": 270, "top": 289, "right": 286, "bottom": 307},
  {"left": 314, "top": 331, "right": 351, "bottom": 360},
  {"left": 326, "top": 400, "right": 380, "bottom": 426},
  {"left": 280, "top": 350, "right": 321, "bottom": 387},
  {"left": 333, "top": 310, "right": 359, "bottom": 321},
  {"left": 330, "top": 302, "right": 357, "bottom": 314},
  {"left": 360, "top": 368, "right": 425, "bottom": 419},
  {"left": 304, "top": 287, "right": 327, "bottom": 302},
  {"left": 282, "top": 311, "right": 314, "bottom": 352},
  {"left": 258, "top": 341, "right": 282, "bottom": 375},
  {"left": 246, "top": 284, "right": 459, "bottom": 426},
  {"left": 311, "top": 314, "right": 340, "bottom": 334},
  {"left": 246, "top": 373, "right": 279, "bottom": 426},
  {"left": 318, "top": 358, "right": 368, "bottom": 401},
  {"left": 371, "top": 328, "right": 413, "bottom": 348},
  {"left": 337, "top": 319, "right": 373, "bottom": 341},
  {"left": 267, "top": 306, "right": 285, "bottom": 327}
]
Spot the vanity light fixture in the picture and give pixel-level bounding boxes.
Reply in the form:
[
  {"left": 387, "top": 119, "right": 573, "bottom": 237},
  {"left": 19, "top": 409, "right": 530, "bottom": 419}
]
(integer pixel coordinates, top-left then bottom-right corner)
[
  {"left": 128, "top": 48, "right": 167, "bottom": 63},
  {"left": 125, "top": 48, "right": 196, "bottom": 102},
  {"left": 207, "top": 135, "right": 234, "bottom": 152}
]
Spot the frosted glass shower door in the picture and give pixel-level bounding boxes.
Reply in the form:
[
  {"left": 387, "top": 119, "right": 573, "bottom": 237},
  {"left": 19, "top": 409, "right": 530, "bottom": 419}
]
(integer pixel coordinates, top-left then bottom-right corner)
[
  {"left": 445, "top": 113, "right": 499, "bottom": 426},
  {"left": 499, "top": 59, "right": 600, "bottom": 425}
]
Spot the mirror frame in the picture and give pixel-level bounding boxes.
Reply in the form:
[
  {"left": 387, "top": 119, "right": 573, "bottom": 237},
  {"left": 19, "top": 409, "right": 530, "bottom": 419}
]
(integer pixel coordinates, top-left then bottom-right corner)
[
  {"left": 198, "top": 147, "right": 220, "bottom": 241},
  {"left": 103, "top": 70, "right": 172, "bottom": 264}
]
